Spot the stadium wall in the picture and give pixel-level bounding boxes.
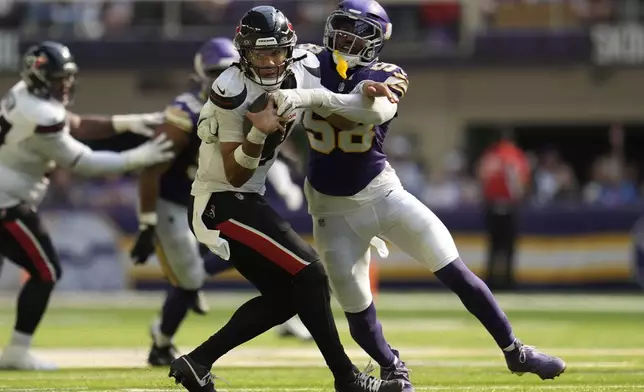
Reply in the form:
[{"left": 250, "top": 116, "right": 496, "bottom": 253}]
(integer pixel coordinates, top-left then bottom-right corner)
[{"left": 2, "top": 205, "right": 642, "bottom": 292}]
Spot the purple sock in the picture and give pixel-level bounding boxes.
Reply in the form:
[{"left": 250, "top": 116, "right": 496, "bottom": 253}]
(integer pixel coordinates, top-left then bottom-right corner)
[
  {"left": 345, "top": 302, "right": 396, "bottom": 367},
  {"left": 159, "top": 287, "right": 196, "bottom": 338},
  {"left": 434, "top": 258, "right": 516, "bottom": 349}
]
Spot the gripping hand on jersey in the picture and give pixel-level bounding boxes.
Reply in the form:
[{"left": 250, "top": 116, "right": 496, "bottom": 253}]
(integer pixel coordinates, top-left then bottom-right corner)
[
  {"left": 269, "top": 90, "right": 309, "bottom": 121},
  {"left": 112, "top": 112, "right": 165, "bottom": 137},
  {"left": 357, "top": 81, "right": 399, "bottom": 104},
  {"left": 245, "top": 96, "right": 285, "bottom": 135}
]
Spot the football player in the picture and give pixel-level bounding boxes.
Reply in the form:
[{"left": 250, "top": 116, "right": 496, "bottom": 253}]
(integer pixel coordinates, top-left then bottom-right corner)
[
  {"left": 129, "top": 37, "right": 311, "bottom": 367},
  {"left": 168, "top": 6, "right": 403, "bottom": 392},
  {"left": 290, "top": 0, "right": 567, "bottom": 388},
  {"left": 0, "top": 41, "right": 174, "bottom": 370}
]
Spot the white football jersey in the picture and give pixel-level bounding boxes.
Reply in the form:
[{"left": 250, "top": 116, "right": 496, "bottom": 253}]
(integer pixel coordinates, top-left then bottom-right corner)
[
  {"left": 0, "top": 81, "right": 90, "bottom": 208},
  {"left": 191, "top": 48, "right": 321, "bottom": 196}
]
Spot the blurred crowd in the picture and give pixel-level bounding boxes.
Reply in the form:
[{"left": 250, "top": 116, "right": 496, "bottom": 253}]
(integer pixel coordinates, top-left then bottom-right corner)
[
  {"left": 387, "top": 134, "right": 644, "bottom": 210},
  {"left": 0, "top": 0, "right": 640, "bottom": 41}
]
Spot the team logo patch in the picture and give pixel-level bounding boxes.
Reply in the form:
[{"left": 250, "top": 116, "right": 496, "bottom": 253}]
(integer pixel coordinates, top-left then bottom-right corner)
[{"left": 204, "top": 205, "right": 216, "bottom": 219}]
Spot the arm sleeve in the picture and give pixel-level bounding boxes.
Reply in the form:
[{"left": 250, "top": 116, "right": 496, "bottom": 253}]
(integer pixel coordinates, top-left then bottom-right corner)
[
  {"left": 214, "top": 104, "right": 245, "bottom": 143},
  {"left": 29, "top": 131, "right": 134, "bottom": 176},
  {"left": 315, "top": 89, "right": 398, "bottom": 125}
]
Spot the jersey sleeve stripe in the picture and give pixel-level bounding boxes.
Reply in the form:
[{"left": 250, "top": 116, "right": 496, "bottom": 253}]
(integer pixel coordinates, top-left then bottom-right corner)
[
  {"left": 209, "top": 86, "right": 247, "bottom": 110},
  {"left": 35, "top": 121, "right": 65, "bottom": 134}
]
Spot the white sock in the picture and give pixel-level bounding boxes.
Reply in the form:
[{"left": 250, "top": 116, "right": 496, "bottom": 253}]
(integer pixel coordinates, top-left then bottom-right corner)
[
  {"left": 10, "top": 330, "right": 33, "bottom": 348},
  {"left": 151, "top": 322, "right": 173, "bottom": 347},
  {"left": 502, "top": 340, "right": 517, "bottom": 352}
]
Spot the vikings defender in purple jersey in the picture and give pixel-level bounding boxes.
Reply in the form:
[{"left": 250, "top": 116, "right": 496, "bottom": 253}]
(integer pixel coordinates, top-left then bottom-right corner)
[
  {"left": 298, "top": 48, "right": 407, "bottom": 197},
  {"left": 298, "top": 0, "right": 567, "bottom": 387}
]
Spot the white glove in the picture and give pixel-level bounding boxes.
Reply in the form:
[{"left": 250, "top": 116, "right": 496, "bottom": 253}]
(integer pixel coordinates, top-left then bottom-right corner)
[
  {"left": 270, "top": 90, "right": 315, "bottom": 121},
  {"left": 112, "top": 112, "right": 165, "bottom": 137},
  {"left": 197, "top": 102, "right": 219, "bottom": 144},
  {"left": 284, "top": 186, "right": 304, "bottom": 211},
  {"left": 123, "top": 133, "right": 175, "bottom": 170}
]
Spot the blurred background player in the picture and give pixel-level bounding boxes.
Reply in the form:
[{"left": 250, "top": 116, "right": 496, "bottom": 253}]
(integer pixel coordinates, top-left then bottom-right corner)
[
  {"left": 130, "top": 37, "right": 239, "bottom": 367},
  {"left": 298, "top": 0, "right": 565, "bottom": 385},
  {"left": 129, "top": 37, "right": 311, "bottom": 367},
  {"left": 0, "top": 41, "right": 174, "bottom": 370},
  {"left": 477, "top": 130, "right": 530, "bottom": 291}
]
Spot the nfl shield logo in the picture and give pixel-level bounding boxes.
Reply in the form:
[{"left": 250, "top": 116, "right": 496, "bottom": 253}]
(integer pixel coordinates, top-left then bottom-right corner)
[
  {"left": 338, "top": 82, "right": 345, "bottom": 92},
  {"left": 318, "top": 218, "right": 325, "bottom": 227}
]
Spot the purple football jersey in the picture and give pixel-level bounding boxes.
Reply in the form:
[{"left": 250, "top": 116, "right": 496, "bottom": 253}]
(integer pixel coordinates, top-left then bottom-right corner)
[
  {"left": 303, "top": 47, "right": 409, "bottom": 196},
  {"left": 159, "top": 88, "right": 203, "bottom": 206}
]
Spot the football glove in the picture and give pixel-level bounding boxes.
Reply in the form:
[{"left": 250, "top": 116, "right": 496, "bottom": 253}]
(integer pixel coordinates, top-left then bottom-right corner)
[
  {"left": 122, "top": 133, "right": 175, "bottom": 170},
  {"left": 269, "top": 90, "right": 314, "bottom": 120},
  {"left": 112, "top": 112, "right": 165, "bottom": 137},
  {"left": 130, "top": 224, "right": 157, "bottom": 265},
  {"left": 196, "top": 101, "right": 219, "bottom": 144}
]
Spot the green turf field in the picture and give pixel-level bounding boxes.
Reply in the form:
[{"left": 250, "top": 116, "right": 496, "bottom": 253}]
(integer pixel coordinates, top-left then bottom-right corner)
[{"left": 1, "top": 291, "right": 644, "bottom": 391}]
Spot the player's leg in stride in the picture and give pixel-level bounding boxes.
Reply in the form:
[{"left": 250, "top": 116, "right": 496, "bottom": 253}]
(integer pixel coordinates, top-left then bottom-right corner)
[
  {"left": 380, "top": 188, "right": 566, "bottom": 380},
  {"left": 0, "top": 205, "right": 60, "bottom": 370}
]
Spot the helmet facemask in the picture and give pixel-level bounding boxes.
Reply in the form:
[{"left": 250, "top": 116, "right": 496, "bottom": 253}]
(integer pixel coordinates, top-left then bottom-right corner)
[
  {"left": 323, "top": 12, "right": 385, "bottom": 68},
  {"left": 239, "top": 44, "right": 295, "bottom": 90}
]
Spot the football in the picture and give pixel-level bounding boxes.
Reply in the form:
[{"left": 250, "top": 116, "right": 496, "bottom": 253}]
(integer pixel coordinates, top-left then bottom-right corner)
[{"left": 242, "top": 93, "right": 291, "bottom": 158}]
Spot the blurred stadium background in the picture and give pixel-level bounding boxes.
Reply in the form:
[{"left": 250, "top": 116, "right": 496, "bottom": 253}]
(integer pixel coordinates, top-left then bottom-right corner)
[{"left": 2, "top": 0, "right": 644, "bottom": 390}]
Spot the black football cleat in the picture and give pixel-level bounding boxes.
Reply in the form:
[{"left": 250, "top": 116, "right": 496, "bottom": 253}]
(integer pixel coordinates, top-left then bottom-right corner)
[
  {"left": 148, "top": 343, "right": 178, "bottom": 367},
  {"left": 169, "top": 355, "right": 216, "bottom": 392},
  {"left": 381, "top": 349, "right": 413, "bottom": 392},
  {"left": 504, "top": 339, "right": 566, "bottom": 380},
  {"left": 336, "top": 365, "right": 405, "bottom": 392}
]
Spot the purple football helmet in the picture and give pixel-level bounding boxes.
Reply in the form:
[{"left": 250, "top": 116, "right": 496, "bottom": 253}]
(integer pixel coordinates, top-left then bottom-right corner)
[
  {"left": 193, "top": 37, "right": 239, "bottom": 83},
  {"left": 323, "top": 0, "right": 392, "bottom": 68}
]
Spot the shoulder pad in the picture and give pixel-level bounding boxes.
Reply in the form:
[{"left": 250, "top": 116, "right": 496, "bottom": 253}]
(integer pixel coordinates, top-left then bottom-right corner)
[
  {"left": 209, "top": 67, "right": 247, "bottom": 111},
  {"left": 13, "top": 84, "right": 66, "bottom": 127},
  {"left": 293, "top": 48, "right": 321, "bottom": 79},
  {"left": 366, "top": 62, "right": 409, "bottom": 98}
]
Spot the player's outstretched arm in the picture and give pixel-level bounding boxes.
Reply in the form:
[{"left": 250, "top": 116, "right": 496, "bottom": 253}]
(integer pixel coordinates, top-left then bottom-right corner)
[
  {"left": 67, "top": 111, "right": 163, "bottom": 140},
  {"left": 272, "top": 86, "right": 397, "bottom": 126},
  {"left": 29, "top": 124, "right": 175, "bottom": 176}
]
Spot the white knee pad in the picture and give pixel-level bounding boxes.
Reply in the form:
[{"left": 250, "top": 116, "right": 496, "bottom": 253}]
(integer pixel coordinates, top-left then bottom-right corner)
[{"left": 320, "top": 249, "right": 373, "bottom": 314}]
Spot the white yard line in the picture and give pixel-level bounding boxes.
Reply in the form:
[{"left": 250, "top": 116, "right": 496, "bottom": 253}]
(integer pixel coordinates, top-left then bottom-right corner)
[
  {"left": 16, "top": 346, "right": 644, "bottom": 370},
  {"left": 0, "top": 291, "right": 643, "bottom": 313}
]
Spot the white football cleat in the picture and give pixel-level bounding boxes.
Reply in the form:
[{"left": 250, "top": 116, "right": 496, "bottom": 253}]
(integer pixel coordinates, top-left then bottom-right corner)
[
  {"left": 276, "top": 315, "right": 312, "bottom": 341},
  {"left": 0, "top": 345, "right": 58, "bottom": 370}
]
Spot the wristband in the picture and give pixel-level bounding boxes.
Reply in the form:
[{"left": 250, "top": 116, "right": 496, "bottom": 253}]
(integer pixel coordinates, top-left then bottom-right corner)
[
  {"left": 246, "top": 127, "right": 267, "bottom": 144},
  {"left": 139, "top": 212, "right": 158, "bottom": 226},
  {"left": 234, "top": 145, "right": 260, "bottom": 169}
]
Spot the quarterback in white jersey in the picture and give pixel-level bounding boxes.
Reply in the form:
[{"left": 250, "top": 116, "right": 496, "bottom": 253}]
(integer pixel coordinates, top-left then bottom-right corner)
[
  {"left": 0, "top": 41, "right": 174, "bottom": 370},
  {"left": 298, "top": 0, "right": 567, "bottom": 386},
  {"left": 168, "top": 6, "right": 404, "bottom": 392}
]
